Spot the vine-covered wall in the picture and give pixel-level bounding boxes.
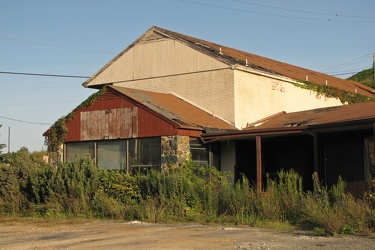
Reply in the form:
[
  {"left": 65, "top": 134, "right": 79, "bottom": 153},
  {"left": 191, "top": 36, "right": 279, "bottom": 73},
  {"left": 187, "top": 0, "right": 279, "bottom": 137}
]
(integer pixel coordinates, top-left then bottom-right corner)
[
  {"left": 295, "top": 81, "right": 375, "bottom": 104},
  {"left": 44, "top": 87, "right": 106, "bottom": 153}
]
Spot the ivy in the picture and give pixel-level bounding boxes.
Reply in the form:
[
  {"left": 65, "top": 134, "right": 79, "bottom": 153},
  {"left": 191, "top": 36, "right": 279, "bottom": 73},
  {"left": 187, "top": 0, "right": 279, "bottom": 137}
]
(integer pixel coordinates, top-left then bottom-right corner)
[
  {"left": 44, "top": 117, "right": 68, "bottom": 153},
  {"left": 44, "top": 87, "right": 106, "bottom": 153},
  {"left": 295, "top": 81, "right": 375, "bottom": 104},
  {"left": 68, "top": 87, "right": 106, "bottom": 120}
]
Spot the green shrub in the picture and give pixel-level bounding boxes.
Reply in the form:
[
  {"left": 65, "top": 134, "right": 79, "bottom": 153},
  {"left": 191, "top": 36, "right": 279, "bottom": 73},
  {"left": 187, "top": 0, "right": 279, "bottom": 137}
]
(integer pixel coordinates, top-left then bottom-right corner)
[
  {"left": 265, "top": 169, "right": 303, "bottom": 223},
  {"left": 1, "top": 149, "right": 375, "bottom": 236},
  {"left": 301, "top": 192, "right": 345, "bottom": 235}
]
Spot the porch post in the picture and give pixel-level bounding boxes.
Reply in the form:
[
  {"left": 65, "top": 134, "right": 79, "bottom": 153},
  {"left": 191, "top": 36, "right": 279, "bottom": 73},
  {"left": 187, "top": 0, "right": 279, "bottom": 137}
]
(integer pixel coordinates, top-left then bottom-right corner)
[
  {"left": 313, "top": 133, "right": 319, "bottom": 173},
  {"left": 256, "top": 135, "right": 262, "bottom": 192}
]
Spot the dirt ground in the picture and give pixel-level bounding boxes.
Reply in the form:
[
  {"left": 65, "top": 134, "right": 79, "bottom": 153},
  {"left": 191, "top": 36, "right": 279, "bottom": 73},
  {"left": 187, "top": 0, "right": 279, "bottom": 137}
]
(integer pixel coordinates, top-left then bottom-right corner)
[{"left": 0, "top": 219, "right": 374, "bottom": 250}]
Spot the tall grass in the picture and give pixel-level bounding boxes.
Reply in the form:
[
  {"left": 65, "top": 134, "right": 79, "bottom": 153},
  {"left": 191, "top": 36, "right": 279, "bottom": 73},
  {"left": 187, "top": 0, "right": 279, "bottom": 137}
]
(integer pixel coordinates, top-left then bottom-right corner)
[{"left": 1, "top": 148, "right": 375, "bottom": 236}]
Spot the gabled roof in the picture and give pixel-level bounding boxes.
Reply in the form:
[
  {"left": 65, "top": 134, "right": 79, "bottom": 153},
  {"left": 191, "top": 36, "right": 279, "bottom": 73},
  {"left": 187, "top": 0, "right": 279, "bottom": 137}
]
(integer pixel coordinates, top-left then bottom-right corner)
[
  {"left": 84, "top": 26, "right": 374, "bottom": 97},
  {"left": 202, "top": 100, "right": 375, "bottom": 142},
  {"left": 109, "top": 86, "right": 235, "bottom": 132}
]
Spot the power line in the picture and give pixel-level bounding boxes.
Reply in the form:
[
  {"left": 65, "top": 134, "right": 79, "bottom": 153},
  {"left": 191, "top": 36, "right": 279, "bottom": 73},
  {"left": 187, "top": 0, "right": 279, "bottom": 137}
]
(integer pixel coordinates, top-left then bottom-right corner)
[
  {"left": 0, "top": 116, "right": 51, "bottom": 126},
  {"left": 179, "top": 0, "right": 328, "bottom": 21},
  {"left": 331, "top": 70, "right": 369, "bottom": 77},
  {"left": 0, "top": 36, "right": 115, "bottom": 55},
  {"left": 233, "top": 0, "right": 335, "bottom": 17},
  {"left": 179, "top": 0, "right": 375, "bottom": 22},
  {"left": 0, "top": 71, "right": 90, "bottom": 79},
  {"left": 235, "top": 0, "right": 375, "bottom": 19}
]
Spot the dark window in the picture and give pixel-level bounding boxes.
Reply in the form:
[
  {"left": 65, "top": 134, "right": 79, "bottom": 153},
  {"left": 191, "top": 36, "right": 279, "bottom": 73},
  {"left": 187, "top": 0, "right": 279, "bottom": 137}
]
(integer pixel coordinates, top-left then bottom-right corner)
[
  {"left": 65, "top": 137, "right": 161, "bottom": 172},
  {"left": 129, "top": 137, "right": 161, "bottom": 171},
  {"left": 65, "top": 141, "right": 95, "bottom": 162},
  {"left": 190, "top": 137, "right": 208, "bottom": 166},
  {"left": 97, "top": 140, "right": 126, "bottom": 170}
]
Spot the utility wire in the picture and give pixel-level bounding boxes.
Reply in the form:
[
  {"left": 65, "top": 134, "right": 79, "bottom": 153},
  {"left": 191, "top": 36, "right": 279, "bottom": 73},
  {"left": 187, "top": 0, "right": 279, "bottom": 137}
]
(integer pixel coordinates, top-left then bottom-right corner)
[
  {"left": 0, "top": 36, "right": 115, "bottom": 55},
  {"left": 321, "top": 58, "right": 370, "bottom": 72},
  {"left": 233, "top": 0, "right": 336, "bottom": 17},
  {"left": 179, "top": 0, "right": 375, "bottom": 22},
  {"left": 0, "top": 116, "right": 51, "bottom": 126},
  {"left": 0, "top": 71, "right": 90, "bottom": 79},
  {"left": 234, "top": 0, "right": 375, "bottom": 19},
  {"left": 328, "top": 67, "right": 370, "bottom": 75},
  {"left": 179, "top": 0, "right": 328, "bottom": 21},
  {"left": 331, "top": 72, "right": 364, "bottom": 76}
]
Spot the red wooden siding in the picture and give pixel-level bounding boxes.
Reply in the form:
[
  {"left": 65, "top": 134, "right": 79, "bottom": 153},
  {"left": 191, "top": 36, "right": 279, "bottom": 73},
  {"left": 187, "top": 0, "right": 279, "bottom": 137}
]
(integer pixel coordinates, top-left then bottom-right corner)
[
  {"left": 65, "top": 89, "right": 200, "bottom": 142},
  {"left": 81, "top": 107, "right": 138, "bottom": 140},
  {"left": 137, "top": 108, "right": 176, "bottom": 137}
]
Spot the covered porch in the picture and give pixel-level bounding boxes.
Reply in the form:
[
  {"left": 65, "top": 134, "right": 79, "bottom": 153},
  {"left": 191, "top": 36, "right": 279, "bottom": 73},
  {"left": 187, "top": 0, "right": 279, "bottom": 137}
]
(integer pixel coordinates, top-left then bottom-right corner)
[{"left": 203, "top": 104, "right": 375, "bottom": 198}]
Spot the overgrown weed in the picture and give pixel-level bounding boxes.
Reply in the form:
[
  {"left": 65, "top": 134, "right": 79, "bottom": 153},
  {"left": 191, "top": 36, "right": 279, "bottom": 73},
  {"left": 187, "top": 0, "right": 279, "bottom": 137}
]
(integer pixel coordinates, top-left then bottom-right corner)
[{"left": 1, "top": 148, "right": 375, "bottom": 236}]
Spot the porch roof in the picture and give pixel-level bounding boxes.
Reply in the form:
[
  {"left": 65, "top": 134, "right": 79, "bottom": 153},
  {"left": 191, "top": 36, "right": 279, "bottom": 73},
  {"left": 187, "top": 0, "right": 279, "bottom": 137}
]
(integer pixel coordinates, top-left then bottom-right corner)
[{"left": 202, "top": 101, "right": 375, "bottom": 143}]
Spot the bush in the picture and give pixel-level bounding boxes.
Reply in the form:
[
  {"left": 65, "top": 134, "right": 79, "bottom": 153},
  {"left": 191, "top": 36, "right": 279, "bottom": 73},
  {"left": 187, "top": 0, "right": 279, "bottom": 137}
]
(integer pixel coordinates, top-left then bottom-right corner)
[
  {"left": 1, "top": 149, "right": 375, "bottom": 236},
  {"left": 135, "top": 159, "right": 231, "bottom": 222}
]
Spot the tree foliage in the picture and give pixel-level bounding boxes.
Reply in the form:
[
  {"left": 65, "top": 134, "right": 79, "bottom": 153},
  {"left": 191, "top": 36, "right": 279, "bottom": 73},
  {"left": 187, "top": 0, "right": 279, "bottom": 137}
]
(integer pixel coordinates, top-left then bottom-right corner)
[
  {"left": 348, "top": 68, "right": 374, "bottom": 88},
  {"left": 1, "top": 149, "right": 375, "bottom": 236}
]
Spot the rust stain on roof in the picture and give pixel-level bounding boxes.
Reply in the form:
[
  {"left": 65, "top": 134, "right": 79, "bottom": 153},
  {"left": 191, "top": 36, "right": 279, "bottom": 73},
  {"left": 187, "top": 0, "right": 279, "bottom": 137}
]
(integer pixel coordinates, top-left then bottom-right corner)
[
  {"left": 84, "top": 26, "right": 374, "bottom": 99},
  {"left": 109, "top": 86, "right": 236, "bottom": 131},
  {"left": 247, "top": 101, "right": 375, "bottom": 130},
  {"left": 153, "top": 26, "right": 374, "bottom": 97}
]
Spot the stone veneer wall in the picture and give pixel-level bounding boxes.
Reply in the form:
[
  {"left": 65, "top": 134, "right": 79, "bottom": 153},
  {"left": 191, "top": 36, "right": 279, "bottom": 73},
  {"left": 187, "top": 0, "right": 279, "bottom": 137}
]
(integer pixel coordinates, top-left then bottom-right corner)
[{"left": 161, "top": 135, "right": 190, "bottom": 168}]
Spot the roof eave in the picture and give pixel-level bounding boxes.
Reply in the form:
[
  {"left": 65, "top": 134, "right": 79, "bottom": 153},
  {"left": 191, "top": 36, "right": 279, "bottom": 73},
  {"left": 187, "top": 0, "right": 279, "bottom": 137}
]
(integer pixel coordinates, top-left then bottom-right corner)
[{"left": 202, "top": 116, "right": 375, "bottom": 143}]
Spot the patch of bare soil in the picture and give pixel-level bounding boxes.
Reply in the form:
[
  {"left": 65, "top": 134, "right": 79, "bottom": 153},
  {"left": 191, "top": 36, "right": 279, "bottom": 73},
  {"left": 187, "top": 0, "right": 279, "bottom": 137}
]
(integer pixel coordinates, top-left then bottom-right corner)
[{"left": 0, "top": 218, "right": 374, "bottom": 249}]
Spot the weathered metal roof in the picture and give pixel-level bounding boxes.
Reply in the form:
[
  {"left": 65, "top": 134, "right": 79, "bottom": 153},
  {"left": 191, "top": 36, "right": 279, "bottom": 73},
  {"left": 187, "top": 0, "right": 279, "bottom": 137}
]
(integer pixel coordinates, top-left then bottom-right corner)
[
  {"left": 202, "top": 100, "right": 375, "bottom": 142},
  {"left": 109, "top": 86, "right": 236, "bottom": 131},
  {"left": 84, "top": 26, "right": 374, "bottom": 97},
  {"left": 153, "top": 26, "right": 374, "bottom": 97},
  {"left": 250, "top": 101, "right": 375, "bottom": 129}
]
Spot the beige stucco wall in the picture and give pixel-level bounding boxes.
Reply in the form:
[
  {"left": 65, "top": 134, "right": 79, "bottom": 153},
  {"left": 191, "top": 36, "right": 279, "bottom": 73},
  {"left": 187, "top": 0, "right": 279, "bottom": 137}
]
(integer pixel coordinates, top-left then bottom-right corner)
[
  {"left": 233, "top": 69, "right": 343, "bottom": 129},
  {"left": 115, "top": 68, "right": 235, "bottom": 125},
  {"left": 87, "top": 38, "right": 228, "bottom": 86}
]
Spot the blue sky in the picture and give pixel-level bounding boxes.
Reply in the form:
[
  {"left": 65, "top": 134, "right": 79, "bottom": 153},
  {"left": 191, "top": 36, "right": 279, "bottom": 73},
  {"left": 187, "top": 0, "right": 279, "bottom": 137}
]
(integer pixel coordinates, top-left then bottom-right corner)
[{"left": 0, "top": 0, "right": 374, "bottom": 152}]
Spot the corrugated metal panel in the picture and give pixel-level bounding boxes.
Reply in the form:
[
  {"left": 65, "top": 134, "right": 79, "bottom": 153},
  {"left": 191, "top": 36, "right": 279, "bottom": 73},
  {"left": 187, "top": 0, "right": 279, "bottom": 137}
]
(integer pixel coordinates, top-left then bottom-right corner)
[{"left": 81, "top": 107, "right": 138, "bottom": 140}]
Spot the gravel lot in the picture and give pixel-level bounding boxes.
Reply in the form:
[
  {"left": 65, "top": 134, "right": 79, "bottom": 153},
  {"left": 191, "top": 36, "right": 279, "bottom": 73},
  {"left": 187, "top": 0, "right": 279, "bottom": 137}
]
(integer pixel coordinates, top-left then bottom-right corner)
[{"left": 0, "top": 218, "right": 374, "bottom": 249}]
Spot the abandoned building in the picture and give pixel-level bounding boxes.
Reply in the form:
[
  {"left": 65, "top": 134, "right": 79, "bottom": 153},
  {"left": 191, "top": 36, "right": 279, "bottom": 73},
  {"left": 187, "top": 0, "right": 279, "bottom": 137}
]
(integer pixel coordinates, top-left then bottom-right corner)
[{"left": 45, "top": 26, "right": 375, "bottom": 195}]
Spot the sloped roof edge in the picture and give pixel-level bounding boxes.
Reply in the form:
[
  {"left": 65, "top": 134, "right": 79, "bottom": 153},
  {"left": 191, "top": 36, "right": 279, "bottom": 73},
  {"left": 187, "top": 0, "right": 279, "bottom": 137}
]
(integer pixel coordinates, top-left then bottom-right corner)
[
  {"left": 83, "top": 26, "right": 374, "bottom": 97},
  {"left": 82, "top": 26, "right": 159, "bottom": 88},
  {"left": 202, "top": 101, "right": 375, "bottom": 143},
  {"left": 108, "top": 85, "right": 236, "bottom": 131},
  {"left": 82, "top": 26, "right": 235, "bottom": 88}
]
